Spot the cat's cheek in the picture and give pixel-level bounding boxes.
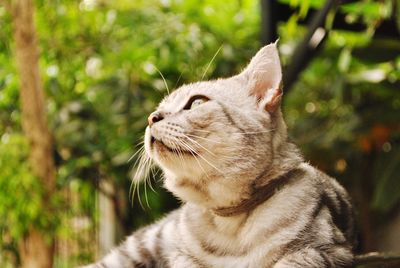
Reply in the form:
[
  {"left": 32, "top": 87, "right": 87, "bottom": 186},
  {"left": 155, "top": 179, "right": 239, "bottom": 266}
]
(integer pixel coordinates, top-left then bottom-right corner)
[{"left": 151, "top": 147, "right": 180, "bottom": 172}]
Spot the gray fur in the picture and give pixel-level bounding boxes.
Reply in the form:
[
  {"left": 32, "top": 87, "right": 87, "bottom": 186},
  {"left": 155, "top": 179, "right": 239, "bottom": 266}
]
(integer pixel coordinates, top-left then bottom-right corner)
[{"left": 83, "top": 43, "right": 355, "bottom": 268}]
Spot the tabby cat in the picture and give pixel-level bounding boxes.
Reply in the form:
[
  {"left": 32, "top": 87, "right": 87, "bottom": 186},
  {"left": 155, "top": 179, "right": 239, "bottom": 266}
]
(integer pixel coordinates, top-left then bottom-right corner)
[{"left": 84, "top": 43, "right": 355, "bottom": 268}]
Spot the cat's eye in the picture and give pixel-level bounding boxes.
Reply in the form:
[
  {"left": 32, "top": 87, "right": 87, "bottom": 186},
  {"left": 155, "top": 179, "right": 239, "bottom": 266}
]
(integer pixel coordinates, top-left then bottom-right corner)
[{"left": 183, "top": 95, "right": 209, "bottom": 110}]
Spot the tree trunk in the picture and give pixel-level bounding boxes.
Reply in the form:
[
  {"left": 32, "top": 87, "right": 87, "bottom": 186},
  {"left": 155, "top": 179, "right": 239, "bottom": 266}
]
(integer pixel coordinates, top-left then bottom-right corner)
[
  {"left": 9, "top": 0, "right": 56, "bottom": 267},
  {"left": 19, "top": 229, "right": 54, "bottom": 268}
]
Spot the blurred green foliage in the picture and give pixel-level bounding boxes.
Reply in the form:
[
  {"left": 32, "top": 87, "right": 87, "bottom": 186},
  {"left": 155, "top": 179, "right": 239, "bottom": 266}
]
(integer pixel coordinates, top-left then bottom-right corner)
[
  {"left": 0, "top": 0, "right": 399, "bottom": 266},
  {"left": 0, "top": 134, "right": 43, "bottom": 239}
]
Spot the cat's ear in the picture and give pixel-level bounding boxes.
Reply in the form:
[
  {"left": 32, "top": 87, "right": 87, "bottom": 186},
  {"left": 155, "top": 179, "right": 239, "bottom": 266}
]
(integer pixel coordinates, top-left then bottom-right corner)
[{"left": 239, "top": 42, "right": 283, "bottom": 113}]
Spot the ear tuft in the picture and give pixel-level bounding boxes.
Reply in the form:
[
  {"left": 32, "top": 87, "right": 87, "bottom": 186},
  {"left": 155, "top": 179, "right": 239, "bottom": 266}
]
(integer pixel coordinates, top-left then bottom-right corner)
[
  {"left": 241, "top": 43, "right": 283, "bottom": 112},
  {"left": 263, "top": 85, "right": 282, "bottom": 113}
]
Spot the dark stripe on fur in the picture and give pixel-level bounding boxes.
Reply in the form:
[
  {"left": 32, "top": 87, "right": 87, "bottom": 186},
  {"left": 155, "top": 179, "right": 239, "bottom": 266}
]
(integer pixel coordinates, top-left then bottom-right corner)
[
  {"left": 187, "top": 252, "right": 208, "bottom": 268},
  {"left": 320, "top": 251, "right": 334, "bottom": 267},
  {"left": 321, "top": 191, "right": 349, "bottom": 241},
  {"left": 133, "top": 229, "right": 156, "bottom": 267},
  {"left": 153, "top": 227, "right": 162, "bottom": 259},
  {"left": 213, "top": 168, "right": 304, "bottom": 217},
  {"left": 217, "top": 102, "right": 247, "bottom": 134}
]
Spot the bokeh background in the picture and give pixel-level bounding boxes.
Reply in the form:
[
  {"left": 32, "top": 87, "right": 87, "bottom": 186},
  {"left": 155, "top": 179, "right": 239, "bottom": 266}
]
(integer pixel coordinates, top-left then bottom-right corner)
[{"left": 0, "top": 0, "right": 399, "bottom": 267}]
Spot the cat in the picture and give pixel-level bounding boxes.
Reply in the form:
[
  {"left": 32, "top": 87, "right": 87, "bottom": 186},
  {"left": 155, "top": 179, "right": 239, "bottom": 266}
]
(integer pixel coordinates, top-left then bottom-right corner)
[{"left": 83, "top": 43, "right": 355, "bottom": 268}]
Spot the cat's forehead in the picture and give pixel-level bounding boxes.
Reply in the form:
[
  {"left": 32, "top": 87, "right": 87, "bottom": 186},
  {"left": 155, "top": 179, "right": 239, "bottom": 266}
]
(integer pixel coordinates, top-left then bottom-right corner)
[{"left": 158, "top": 78, "right": 245, "bottom": 111}]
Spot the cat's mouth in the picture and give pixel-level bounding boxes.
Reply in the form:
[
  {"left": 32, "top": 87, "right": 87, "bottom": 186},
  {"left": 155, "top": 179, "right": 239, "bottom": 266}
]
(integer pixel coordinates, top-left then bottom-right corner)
[{"left": 151, "top": 136, "right": 197, "bottom": 156}]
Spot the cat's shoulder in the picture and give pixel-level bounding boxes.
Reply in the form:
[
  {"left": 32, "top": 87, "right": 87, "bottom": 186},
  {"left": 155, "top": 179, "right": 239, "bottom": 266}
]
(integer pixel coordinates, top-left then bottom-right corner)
[{"left": 296, "top": 162, "right": 351, "bottom": 199}]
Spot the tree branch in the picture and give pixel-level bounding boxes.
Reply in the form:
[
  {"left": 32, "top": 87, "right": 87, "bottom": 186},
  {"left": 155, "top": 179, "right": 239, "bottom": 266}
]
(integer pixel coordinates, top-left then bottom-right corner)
[
  {"left": 260, "top": 0, "right": 279, "bottom": 44},
  {"left": 355, "top": 252, "right": 400, "bottom": 266},
  {"left": 283, "top": 0, "right": 340, "bottom": 92}
]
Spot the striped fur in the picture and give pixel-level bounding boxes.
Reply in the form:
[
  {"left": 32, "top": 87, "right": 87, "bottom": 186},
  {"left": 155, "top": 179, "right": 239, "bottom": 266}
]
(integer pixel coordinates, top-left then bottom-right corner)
[{"left": 83, "top": 43, "right": 355, "bottom": 267}]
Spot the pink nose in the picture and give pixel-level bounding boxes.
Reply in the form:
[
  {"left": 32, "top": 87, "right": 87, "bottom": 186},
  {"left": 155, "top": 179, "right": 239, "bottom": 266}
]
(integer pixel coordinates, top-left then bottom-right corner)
[{"left": 148, "top": 112, "right": 163, "bottom": 126}]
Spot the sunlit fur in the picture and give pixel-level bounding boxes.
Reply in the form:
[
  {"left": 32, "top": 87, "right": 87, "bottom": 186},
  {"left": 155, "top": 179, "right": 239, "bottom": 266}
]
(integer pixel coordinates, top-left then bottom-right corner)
[
  {"left": 145, "top": 80, "right": 296, "bottom": 209},
  {"left": 84, "top": 43, "right": 355, "bottom": 268}
]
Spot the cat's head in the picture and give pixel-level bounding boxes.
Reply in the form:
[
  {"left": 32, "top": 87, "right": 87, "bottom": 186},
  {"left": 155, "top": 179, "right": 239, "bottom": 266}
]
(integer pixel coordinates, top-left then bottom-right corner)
[{"left": 142, "top": 43, "right": 292, "bottom": 208}]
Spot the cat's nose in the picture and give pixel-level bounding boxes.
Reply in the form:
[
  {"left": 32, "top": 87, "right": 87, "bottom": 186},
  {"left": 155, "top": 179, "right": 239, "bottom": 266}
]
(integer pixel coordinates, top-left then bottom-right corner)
[{"left": 148, "top": 112, "right": 164, "bottom": 126}]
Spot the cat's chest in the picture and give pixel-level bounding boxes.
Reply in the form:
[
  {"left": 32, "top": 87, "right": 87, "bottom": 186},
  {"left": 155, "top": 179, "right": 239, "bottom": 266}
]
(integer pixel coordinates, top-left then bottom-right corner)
[
  {"left": 174, "top": 183, "right": 313, "bottom": 267},
  {"left": 170, "top": 244, "right": 280, "bottom": 268},
  {"left": 175, "top": 210, "right": 288, "bottom": 267}
]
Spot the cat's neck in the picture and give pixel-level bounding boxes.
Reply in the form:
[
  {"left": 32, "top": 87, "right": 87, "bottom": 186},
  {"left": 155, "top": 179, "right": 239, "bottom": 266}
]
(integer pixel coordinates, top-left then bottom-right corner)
[
  {"left": 169, "top": 139, "right": 304, "bottom": 216},
  {"left": 210, "top": 141, "right": 304, "bottom": 216},
  {"left": 183, "top": 145, "right": 304, "bottom": 236},
  {"left": 212, "top": 166, "right": 305, "bottom": 217}
]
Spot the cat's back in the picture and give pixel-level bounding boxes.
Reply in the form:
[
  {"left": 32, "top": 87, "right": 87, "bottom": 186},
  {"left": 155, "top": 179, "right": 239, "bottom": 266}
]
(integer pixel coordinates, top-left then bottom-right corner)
[
  {"left": 267, "top": 163, "right": 355, "bottom": 261},
  {"left": 303, "top": 163, "right": 356, "bottom": 245}
]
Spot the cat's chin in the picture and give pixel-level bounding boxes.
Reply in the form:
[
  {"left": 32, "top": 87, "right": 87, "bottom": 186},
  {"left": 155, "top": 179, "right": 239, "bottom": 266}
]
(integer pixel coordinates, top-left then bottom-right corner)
[
  {"left": 152, "top": 138, "right": 196, "bottom": 157},
  {"left": 145, "top": 127, "right": 193, "bottom": 160},
  {"left": 150, "top": 144, "right": 193, "bottom": 175}
]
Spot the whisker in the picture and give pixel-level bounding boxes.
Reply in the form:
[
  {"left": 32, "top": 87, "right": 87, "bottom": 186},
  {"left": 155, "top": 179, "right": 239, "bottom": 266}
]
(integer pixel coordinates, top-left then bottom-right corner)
[
  {"left": 131, "top": 148, "right": 146, "bottom": 182},
  {"left": 201, "top": 44, "right": 223, "bottom": 80},
  {"left": 185, "top": 133, "right": 223, "bottom": 144},
  {"left": 232, "top": 130, "right": 275, "bottom": 135},
  {"left": 147, "top": 164, "right": 157, "bottom": 193},
  {"left": 130, "top": 147, "right": 153, "bottom": 209},
  {"left": 136, "top": 179, "right": 144, "bottom": 209},
  {"left": 174, "top": 72, "right": 183, "bottom": 89},
  {"left": 192, "top": 128, "right": 275, "bottom": 135},
  {"left": 150, "top": 166, "right": 162, "bottom": 187},
  {"left": 155, "top": 66, "right": 170, "bottom": 95},
  {"left": 135, "top": 160, "right": 146, "bottom": 208},
  {"left": 183, "top": 134, "right": 218, "bottom": 157},
  {"left": 191, "top": 128, "right": 213, "bottom": 133},
  {"left": 128, "top": 145, "right": 145, "bottom": 163},
  {"left": 182, "top": 134, "right": 240, "bottom": 162},
  {"left": 174, "top": 138, "right": 211, "bottom": 180},
  {"left": 157, "top": 173, "right": 165, "bottom": 183},
  {"left": 170, "top": 140, "right": 190, "bottom": 180},
  {"left": 175, "top": 140, "right": 188, "bottom": 169},
  {"left": 143, "top": 156, "right": 153, "bottom": 208},
  {"left": 178, "top": 138, "right": 223, "bottom": 175},
  {"left": 144, "top": 173, "right": 150, "bottom": 208},
  {"left": 129, "top": 148, "right": 144, "bottom": 203}
]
